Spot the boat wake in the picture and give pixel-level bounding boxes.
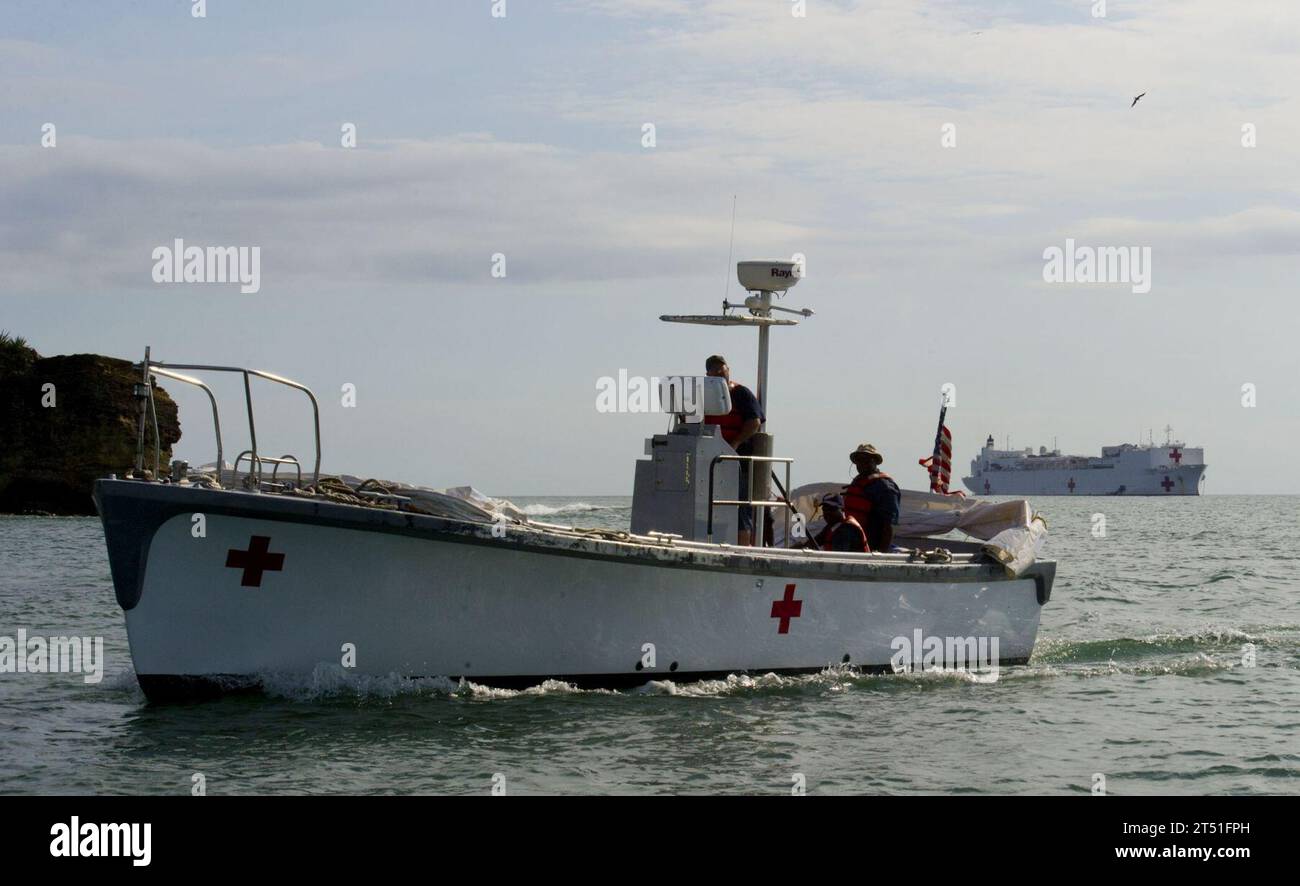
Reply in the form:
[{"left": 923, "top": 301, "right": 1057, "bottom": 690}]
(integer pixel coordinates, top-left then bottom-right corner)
[
  {"left": 255, "top": 665, "right": 622, "bottom": 702},
  {"left": 1033, "top": 626, "right": 1291, "bottom": 663},
  {"left": 636, "top": 664, "right": 1003, "bottom": 697}
]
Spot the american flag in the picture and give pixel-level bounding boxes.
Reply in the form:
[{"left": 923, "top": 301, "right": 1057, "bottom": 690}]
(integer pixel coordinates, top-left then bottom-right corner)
[{"left": 918, "top": 406, "right": 962, "bottom": 496}]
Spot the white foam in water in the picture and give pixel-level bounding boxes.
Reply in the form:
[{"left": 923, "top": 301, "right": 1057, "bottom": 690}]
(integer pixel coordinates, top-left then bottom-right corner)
[
  {"left": 1094, "top": 652, "right": 1237, "bottom": 678},
  {"left": 258, "top": 666, "right": 621, "bottom": 702},
  {"left": 635, "top": 665, "right": 870, "bottom": 697},
  {"left": 461, "top": 678, "right": 618, "bottom": 699},
  {"left": 1138, "top": 627, "right": 1262, "bottom": 646},
  {"left": 518, "top": 502, "right": 619, "bottom": 516},
  {"left": 892, "top": 665, "right": 1004, "bottom": 685},
  {"left": 259, "top": 663, "right": 460, "bottom": 701}
]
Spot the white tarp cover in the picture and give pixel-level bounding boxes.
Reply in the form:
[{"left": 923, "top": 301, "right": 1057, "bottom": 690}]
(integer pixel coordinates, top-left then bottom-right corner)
[
  {"left": 780, "top": 482, "right": 1033, "bottom": 542},
  {"left": 981, "top": 515, "right": 1049, "bottom": 578}
]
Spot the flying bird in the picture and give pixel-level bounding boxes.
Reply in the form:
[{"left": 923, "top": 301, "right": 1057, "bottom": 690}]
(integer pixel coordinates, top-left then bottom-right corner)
[{"left": 1131, "top": 92, "right": 1146, "bottom": 107}]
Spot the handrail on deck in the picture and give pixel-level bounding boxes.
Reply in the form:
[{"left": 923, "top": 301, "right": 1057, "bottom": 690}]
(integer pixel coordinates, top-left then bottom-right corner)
[
  {"left": 136, "top": 356, "right": 322, "bottom": 487},
  {"left": 706, "top": 453, "right": 796, "bottom": 547},
  {"left": 146, "top": 367, "right": 224, "bottom": 484},
  {"left": 232, "top": 452, "right": 304, "bottom": 489}
]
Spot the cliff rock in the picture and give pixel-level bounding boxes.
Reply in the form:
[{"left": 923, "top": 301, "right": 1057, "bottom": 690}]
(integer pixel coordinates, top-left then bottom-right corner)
[{"left": 0, "top": 337, "right": 181, "bottom": 515}]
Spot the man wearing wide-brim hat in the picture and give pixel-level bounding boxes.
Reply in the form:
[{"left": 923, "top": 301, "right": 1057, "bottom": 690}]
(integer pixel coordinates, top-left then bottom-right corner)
[{"left": 843, "top": 443, "right": 901, "bottom": 552}]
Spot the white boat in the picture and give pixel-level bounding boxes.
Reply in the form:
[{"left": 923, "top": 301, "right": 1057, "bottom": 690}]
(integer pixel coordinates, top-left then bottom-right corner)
[
  {"left": 95, "top": 262, "right": 1056, "bottom": 701},
  {"left": 963, "top": 433, "right": 1206, "bottom": 496}
]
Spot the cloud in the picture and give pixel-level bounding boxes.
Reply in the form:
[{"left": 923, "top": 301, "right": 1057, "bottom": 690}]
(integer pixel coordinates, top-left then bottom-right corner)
[
  {"left": 0, "top": 135, "right": 832, "bottom": 295},
  {"left": 3, "top": 1, "right": 1298, "bottom": 300}
]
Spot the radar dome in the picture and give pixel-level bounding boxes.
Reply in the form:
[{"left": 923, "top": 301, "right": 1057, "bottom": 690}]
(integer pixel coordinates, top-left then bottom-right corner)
[{"left": 737, "top": 260, "right": 801, "bottom": 293}]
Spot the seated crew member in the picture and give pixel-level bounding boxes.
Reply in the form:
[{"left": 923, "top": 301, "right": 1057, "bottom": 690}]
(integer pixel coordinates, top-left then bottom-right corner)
[
  {"left": 803, "top": 493, "right": 868, "bottom": 553},
  {"left": 703, "top": 354, "right": 764, "bottom": 546},
  {"left": 843, "top": 443, "right": 902, "bottom": 552}
]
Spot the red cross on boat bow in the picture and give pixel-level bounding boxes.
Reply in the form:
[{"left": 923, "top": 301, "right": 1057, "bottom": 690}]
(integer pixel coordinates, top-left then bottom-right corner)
[{"left": 225, "top": 535, "right": 285, "bottom": 587}]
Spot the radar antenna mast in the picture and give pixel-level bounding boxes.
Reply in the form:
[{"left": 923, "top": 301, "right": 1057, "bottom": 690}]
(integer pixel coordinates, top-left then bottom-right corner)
[{"left": 660, "top": 260, "right": 813, "bottom": 423}]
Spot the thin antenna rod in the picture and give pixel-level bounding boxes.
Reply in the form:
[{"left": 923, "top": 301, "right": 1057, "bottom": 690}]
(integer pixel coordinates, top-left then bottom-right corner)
[{"left": 722, "top": 195, "right": 737, "bottom": 302}]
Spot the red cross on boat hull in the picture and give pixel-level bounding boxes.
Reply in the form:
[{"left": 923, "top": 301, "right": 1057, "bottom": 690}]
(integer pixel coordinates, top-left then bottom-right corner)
[
  {"left": 770, "top": 583, "right": 803, "bottom": 634},
  {"left": 225, "top": 535, "right": 285, "bottom": 587}
]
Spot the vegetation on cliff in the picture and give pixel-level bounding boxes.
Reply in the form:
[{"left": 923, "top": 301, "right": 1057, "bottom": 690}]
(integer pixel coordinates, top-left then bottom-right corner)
[{"left": 0, "top": 333, "right": 181, "bottom": 515}]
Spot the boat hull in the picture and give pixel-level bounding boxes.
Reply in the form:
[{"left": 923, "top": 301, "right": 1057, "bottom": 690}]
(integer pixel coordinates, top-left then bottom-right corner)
[{"left": 94, "top": 480, "right": 1052, "bottom": 701}]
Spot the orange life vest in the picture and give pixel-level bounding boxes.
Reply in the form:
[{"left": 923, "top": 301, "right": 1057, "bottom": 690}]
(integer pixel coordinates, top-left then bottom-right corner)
[
  {"left": 843, "top": 472, "right": 893, "bottom": 524},
  {"left": 704, "top": 380, "right": 745, "bottom": 445},
  {"left": 815, "top": 515, "right": 868, "bottom": 553}
]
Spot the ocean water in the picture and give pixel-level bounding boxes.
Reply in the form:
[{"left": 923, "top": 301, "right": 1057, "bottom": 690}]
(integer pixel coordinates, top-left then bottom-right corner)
[{"left": 1, "top": 496, "right": 1297, "bottom": 795}]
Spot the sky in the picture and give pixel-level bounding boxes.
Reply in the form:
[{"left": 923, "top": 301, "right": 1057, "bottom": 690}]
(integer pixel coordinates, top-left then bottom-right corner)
[{"left": 2, "top": 0, "right": 1298, "bottom": 494}]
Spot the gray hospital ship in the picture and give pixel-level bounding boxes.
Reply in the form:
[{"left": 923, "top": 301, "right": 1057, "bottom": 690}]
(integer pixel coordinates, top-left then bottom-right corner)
[{"left": 964, "top": 434, "right": 1206, "bottom": 496}]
